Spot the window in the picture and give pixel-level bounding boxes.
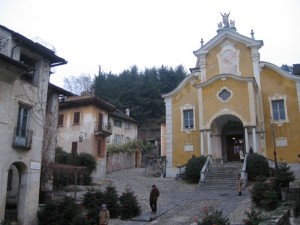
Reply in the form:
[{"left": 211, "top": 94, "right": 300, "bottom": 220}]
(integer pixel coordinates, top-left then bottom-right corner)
[
  {"left": 114, "top": 119, "right": 122, "bottom": 128},
  {"left": 16, "top": 105, "right": 30, "bottom": 145},
  {"left": 217, "top": 87, "right": 233, "bottom": 103},
  {"left": 73, "top": 112, "right": 80, "bottom": 124},
  {"left": 183, "top": 109, "right": 194, "bottom": 129},
  {"left": 97, "top": 140, "right": 105, "bottom": 157},
  {"left": 58, "top": 114, "right": 64, "bottom": 126},
  {"left": 180, "top": 104, "right": 196, "bottom": 131},
  {"left": 125, "top": 122, "right": 130, "bottom": 130},
  {"left": 114, "top": 135, "right": 122, "bottom": 144},
  {"left": 269, "top": 94, "right": 288, "bottom": 124},
  {"left": 272, "top": 100, "right": 286, "bottom": 121},
  {"left": 71, "top": 142, "right": 77, "bottom": 155},
  {"left": 125, "top": 137, "right": 131, "bottom": 143}
]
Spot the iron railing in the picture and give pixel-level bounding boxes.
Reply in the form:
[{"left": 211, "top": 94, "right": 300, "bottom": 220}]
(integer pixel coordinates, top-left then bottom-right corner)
[
  {"left": 94, "top": 121, "right": 112, "bottom": 136},
  {"left": 12, "top": 128, "right": 33, "bottom": 150}
]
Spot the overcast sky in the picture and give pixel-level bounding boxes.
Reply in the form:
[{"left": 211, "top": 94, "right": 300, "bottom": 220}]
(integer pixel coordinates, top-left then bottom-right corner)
[{"left": 0, "top": 0, "right": 299, "bottom": 88}]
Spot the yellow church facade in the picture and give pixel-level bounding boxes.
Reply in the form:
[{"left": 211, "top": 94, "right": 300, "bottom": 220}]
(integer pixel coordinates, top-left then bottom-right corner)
[{"left": 162, "top": 15, "right": 300, "bottom": 177}]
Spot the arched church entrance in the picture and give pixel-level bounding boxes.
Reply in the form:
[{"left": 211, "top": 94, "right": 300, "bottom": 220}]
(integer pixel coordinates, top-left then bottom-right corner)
[
  {"left": 5, "top": 162, "right": 27, "bottom": 223},
  {"left": 211, "top": 115, "right": 244, "bottom": 162}
]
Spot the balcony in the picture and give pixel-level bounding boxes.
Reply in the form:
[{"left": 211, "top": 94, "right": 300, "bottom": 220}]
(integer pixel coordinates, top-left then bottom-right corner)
[
  {"left": 12, "top": 128, "right": 33, "bottom": 150},
  {"left": 94, "top": 121, "right": 112, "bottom": 137}
]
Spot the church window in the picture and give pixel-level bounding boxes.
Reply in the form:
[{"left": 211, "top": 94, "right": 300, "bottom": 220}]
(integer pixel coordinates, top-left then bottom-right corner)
[
  {"left": 272, "top": 100, "right": 286, "bottom": 121},
  {"left": 219, "top": 89, "right": 231, "bottom": 101},
  {"left": 217, "top": 87, "right": 233, "bottom": 103},
  {"left": 269, "top": 94, "right": 289, "bottom": 124},
  {"left": 184, "top": 109, "right": 194, "bottom": 129},
  {"left": 180, "top": 104, "right": 196, "bottom": 131}
]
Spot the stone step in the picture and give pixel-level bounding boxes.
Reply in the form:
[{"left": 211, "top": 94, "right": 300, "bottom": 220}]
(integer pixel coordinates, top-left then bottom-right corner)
[{"left": 199, "top": 163, "right": 242, "bottom": 189}]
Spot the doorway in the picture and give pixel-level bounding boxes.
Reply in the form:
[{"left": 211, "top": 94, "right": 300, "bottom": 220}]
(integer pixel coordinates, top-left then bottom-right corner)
[{"left": 226, "top": 134, "right": 244, "bottom": 161}]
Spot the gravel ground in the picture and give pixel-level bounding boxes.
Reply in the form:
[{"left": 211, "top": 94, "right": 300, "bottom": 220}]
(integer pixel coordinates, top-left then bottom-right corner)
[{"left": 92, "top": 168, "right": 252, "bottom": 225}]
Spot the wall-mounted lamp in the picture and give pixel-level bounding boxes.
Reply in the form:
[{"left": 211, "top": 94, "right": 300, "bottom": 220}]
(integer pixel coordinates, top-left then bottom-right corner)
[
  {"left": 259, "top": 127, "right": 265, "bottom": 139},
  {"left": 79, "top": 132, "right": 87, "bottom": 142}
]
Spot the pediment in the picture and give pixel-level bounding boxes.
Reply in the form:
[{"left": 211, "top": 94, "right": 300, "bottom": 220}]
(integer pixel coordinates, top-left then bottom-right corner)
[{"left": 193, "top": 29, "right": 263, "bottom": 57}]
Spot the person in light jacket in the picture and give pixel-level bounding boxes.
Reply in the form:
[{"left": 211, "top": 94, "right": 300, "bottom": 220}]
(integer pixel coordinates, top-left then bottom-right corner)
[
  {"left": 236, "top": 173, "right": 243, "bottom": 196},
  {"left": 99, "top": 204, "right": 110, "bottom": 225}
]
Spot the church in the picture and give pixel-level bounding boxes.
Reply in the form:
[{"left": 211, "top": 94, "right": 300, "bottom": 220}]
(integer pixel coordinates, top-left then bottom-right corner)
[{"left": 162, "top": 13, "right": 300, "bottom": 177}]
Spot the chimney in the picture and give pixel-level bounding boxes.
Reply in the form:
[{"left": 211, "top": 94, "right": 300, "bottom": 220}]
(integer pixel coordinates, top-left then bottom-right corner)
[
  {"left": 126, "top": 108, "right": 130, "bottom": 116},
  {"left": 293, "top": 64, "right": 300, "bottom": 75}
]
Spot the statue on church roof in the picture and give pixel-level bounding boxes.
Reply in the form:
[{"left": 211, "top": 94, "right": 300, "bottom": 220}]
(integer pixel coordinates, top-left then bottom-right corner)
[{"left": 220, "top": 12, "right": 230, "bottom": 27}]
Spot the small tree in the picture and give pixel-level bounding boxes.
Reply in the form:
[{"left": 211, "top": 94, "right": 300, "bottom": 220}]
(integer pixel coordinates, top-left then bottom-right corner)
[
  {"left": 119, "top": 188, "right": 141, "bottom": 220},
  {"left": 102, "top": 185, "right": 120, "bottom": 218},
  {"left": 275, "top": 162, "right": 295, "bottom": 187},
  {"left": 197, "top": 205, "right": 230, "bottom": 225},
  {"left": 37, "top": 197, "right": 86, "bottom": 225},
  {"left": 251, "top": 177, "right": 279, "bottom": 210},
  {"left": 243, "top": 206, "right": 266, "bottom": 225},
  {"left": 82, "top": 188, "right": 104, "bottom": 224},
  {"left": 246, "top": 153, "right": 269, "bottom": 180},
  {"left": 184, "top": 156, "right": 206, "bottom": 183}
]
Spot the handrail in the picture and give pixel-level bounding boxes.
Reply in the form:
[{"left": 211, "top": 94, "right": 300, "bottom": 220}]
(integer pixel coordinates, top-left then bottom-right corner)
[
  {"left": 200, "top": 155, "right": 212, "bottom": 183},
  {"left": 241, "top": 153, "right": 248, "bottom": 185}
]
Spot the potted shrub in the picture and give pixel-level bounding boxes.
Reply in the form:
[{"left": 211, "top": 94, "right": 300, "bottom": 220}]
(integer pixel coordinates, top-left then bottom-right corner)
[{"left": 276, "top": 162, "right": 295, "bottom": 188}]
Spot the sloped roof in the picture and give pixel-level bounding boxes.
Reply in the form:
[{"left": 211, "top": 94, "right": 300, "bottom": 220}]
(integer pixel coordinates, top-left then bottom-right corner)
[
  {"left": 48, "top": 83, "right": 76, "bottom": 96},
  {"left": 59, "top": 94, "right": 116, "bottom": 112},
  {"left": 193, "top": 28, "right": 263, "bottom": 57},
  {"left": 109, "top": 109, "right": 138, "bottom": 123},
  {"left": 0, "top": 24, "right": 67, "bottom": 66}
]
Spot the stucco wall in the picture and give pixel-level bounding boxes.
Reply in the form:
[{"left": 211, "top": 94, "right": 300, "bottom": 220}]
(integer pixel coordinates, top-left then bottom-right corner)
[
  {"left": 106, "top": 152, "right": 136, "bottom": 173},
  {"left": 261, "top": 67, "right": 300, "bottom": 163}
]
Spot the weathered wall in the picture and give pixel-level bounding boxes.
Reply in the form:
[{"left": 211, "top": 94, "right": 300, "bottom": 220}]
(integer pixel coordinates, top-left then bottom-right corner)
[{"left": 106, "top": 152, "right": 136, "bottom": 173}]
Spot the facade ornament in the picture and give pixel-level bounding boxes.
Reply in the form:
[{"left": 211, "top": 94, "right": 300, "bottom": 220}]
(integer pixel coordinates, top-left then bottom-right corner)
[
  {"left": 220, "top": 12, "right": 230, "bottom": 27},
  {"left": 217, "top": 12, "right": 236, "bottom": 33},
  {"left": 251, "top": 29, "right": 255, "bottom": 39},
  {"left": 200, "top": 38, "right": 204, "bottom": 47}
]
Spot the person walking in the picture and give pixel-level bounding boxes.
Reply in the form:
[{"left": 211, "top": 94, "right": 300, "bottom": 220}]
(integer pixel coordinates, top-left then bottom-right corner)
[
  {"left": 236, "top": 173, "right": 243, "bottom": 196},
  {"left": 99, "top": 204, "right": 110, "bottom": 225},
  {"left": 149, "top": 184, "right": 160, "bottom": 214}
]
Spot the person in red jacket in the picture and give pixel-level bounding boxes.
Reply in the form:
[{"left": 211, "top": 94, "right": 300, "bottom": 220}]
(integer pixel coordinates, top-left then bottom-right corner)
[{"left": 149, "top": 184, "right": 160, "bottom": 214}]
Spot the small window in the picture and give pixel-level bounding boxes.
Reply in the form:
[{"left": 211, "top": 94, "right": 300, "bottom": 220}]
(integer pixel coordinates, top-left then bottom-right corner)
[
  {"left": 114, "top": 135, "right": 122, "bottom": 144},
  {"left": 125, "top": 137, "right": 131, "bottom": 143},
  {"left": 183, "top": 109, "right": 194, "bottom": 129},
  {"left": 16, "top": 105, "right": 30, "bottom": 138},
  {"left": 71, "top": 142, "right": 77, "bottom": 155},
  {"left": 73, "top": 112, "right": 80, "bottom": 124},
  {"left": 97, "top": 140, "right": 105, "bottom": 157},
  {"left": 272, "top": 100, "right": 286, "bottom": 121},
  {"left": 58, "top": 114, "right": 64, "bottom": 126},
  {"left": 113, "top": 119, "right": 122, "bottom": 128},
  {"left": 125, "top": 122, "right": 130, "bottom": 130}
]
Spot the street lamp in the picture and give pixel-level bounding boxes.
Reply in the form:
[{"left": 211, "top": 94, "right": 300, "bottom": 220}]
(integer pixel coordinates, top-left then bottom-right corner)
[{"left": 260, "top": 119, "right": 278, "bottom": 172}]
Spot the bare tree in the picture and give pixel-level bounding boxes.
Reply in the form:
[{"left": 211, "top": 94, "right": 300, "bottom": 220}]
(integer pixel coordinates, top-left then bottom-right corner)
[{"left": 64, "top": 74, "right": 93, "bottom": 95}]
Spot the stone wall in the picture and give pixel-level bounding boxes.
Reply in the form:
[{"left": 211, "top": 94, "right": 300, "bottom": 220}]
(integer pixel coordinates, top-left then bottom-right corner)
[{"left": 106, "top": 152, "right": 136, "bottom": 173}]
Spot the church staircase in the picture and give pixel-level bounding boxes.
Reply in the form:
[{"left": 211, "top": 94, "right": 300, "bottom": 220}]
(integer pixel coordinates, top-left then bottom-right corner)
[{"left": 199, "top": 162, "right": 243, "bottom": 190}]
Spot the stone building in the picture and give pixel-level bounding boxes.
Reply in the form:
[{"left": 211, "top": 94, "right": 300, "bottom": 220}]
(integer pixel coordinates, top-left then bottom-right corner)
[
  {"left": 162, "top": 14, "right": 300, "bottom": 177},
  {"left": 57, "top": 94, "right": 116, "bottom": 181},
  {"left": 0, "top": 25, "right": 67, "bottom": 224}
]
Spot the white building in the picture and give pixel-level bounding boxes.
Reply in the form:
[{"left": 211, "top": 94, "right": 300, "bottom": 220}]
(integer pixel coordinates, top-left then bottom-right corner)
[{"left": 0, "top": 25, "right": 67, "bottom": 224}]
